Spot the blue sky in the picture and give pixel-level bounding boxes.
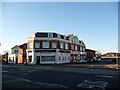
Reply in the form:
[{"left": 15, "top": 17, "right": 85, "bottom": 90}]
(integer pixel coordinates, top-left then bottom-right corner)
[{"left": 1, "top": 2, "right": 118, "bottom": 54}]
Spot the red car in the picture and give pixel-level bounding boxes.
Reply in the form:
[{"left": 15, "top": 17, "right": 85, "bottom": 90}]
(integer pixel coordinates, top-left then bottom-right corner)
[{"left": 70, "top": 60, "right": 76, "bottom": 63}]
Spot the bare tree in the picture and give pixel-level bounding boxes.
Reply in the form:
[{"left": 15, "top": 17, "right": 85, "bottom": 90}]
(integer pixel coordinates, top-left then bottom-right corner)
[{"left": 3, "top": 50, "right": 9, "bottom": 64}]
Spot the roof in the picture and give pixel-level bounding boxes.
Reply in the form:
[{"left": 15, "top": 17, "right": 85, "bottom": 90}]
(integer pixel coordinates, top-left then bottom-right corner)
[
  {"left": 102, "top": 52, "right": 120, "bottom": 55},
  {"left": 11, "top": 43, "right": 27, "bottom": 49},
  {"left": 19, "top": 43, "right": 27, "bottom": 49},
  {"left": 85, "top": 49, "right": 96, "bottom": 52}
]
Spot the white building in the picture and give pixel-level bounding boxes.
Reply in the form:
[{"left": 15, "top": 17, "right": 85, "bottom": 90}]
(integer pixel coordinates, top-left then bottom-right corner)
[
  {"left": 26, "top": 32, "right": 86, "bottom": 65},
  {"left": 8, "top": 43, "right": 27, "bottom": 64}
]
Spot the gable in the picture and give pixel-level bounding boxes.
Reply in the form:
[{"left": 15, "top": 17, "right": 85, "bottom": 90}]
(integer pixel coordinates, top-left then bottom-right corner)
[{"left": 12, "top": 46, "right": 22, "bottom": 50}]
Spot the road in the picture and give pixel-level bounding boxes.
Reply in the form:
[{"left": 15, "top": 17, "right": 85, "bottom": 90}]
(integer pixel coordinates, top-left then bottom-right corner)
[{"left": 2, "top": 62, "right": 120, "bottom": 90}]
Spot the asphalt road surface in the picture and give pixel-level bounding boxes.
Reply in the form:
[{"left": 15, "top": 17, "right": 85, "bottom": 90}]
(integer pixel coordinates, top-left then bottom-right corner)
[{"left": 2, "top": 64, "right": 120, "bottom": 90}]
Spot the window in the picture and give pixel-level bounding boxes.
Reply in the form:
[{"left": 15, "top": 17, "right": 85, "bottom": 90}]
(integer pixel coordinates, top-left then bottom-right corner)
[
  {"left": 66, "top": 37, "right": 69, "bottom": 40},
  {"left": 59, "top": 56, "right": 61, "bottom": 60},
  {"left": 52, "top": 42, "right": 57, "bottom": 48},
  {"left": 63, "top": 56, "right": 64, "bottom": 60},
  {"left": 51, "top": 56, "right": 55, "bottom": 61},
  {"left": 35, "top": 33, "right": 48, "bottom": 37},
  {"left": 28, "top": 42, "right": 33, "bottom": 48},
  {"left": 41, "top": 56, "right": 55, "bottom": 62},
  {"left": 13, "top": 57, "right": 14, "bottom": 61},
  {"left": 80, "top": 46, "right": 82, "bottom": 51},
  {"left": 60, "top": 35, "right": 64, "bottom": 39},
  {"left": 57, "top": 34, "right": 61, "bottom": 38},
  {"left": 83, "top": 47, "right": 85, "bottom": 51},
  {"left": 75, "top": 45, "right": 78, "bottom": 50},
  {"left": 71, "top": 45, "right": 74, "bottom": 50},
  {"left": 48, "top": 33, "right": 53, "bottom": 37},
  {"left": 60, "top": 43, "right": 64, "bottom": 49},
  {"left": 65, "top": 43, "right": 68, "bottom": 49},
  {"left": 14, "top": 50, "right": 19, "bottom": 53},
  {"left": 53, "top": 33, "right": 57, "bottom": 37},
  {"left": 41, "top": 56, "right": 45, "bottom": 61},
  {"left": 9, "top": 57, "right": 11, "bottom": 61},
  {"left": 46, "top": 56, "right": 50, "bottom": 61},
  {"left": 42, "top": 41, "right": 49, "bottom": 48},
  {"left": 65, "top": 57, "right": 66, "bottom": 60},
  {"left": 69, "top": 56, "right": 71, "bottom": 60},
  {"left": 35, "top": 42, "right": 40, "bottom": 48}
]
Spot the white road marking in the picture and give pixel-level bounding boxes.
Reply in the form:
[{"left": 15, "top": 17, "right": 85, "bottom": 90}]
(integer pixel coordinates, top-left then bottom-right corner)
[
  {"left": 10, "top": 69, "right": 14, "bottom": 70},
  {"left": 115, "top": 68, "right": 120, "bottom": 69},
  {"left": 21, "top": 69, "right": 26, "bottom": 70},
  {"left": 35, "top": 82, "right": 71, "bottom": 88},
  {"left": 3, "top": 75, "right": 72, "bottom": 89},
  {"left": 0, "top": 70, "right": 9, "bottom": 72},
  {"left": 77, "top": 80, "right": 108, "bottom": 90},
  {"left": 27, "top": 69, "right": 42, "bottom": 72},
  {"left": 99, "top": 75, "right": 114, "bottom": 78}
]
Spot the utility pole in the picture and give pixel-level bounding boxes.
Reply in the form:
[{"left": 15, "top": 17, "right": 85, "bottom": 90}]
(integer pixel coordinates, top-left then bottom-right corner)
[{"left": 118, "top": 1, "right": 120, "bottom": 65}]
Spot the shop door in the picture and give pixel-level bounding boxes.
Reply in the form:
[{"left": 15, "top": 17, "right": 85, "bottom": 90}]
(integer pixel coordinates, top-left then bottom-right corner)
[{"left": 36, "top": 56, "right": 40, "bottom": 64}]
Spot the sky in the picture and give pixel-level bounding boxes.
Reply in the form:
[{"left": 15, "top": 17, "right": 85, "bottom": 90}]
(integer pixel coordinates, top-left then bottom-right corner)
[{"left": 1, "top": 2, "right": 118, "bottom": 54}]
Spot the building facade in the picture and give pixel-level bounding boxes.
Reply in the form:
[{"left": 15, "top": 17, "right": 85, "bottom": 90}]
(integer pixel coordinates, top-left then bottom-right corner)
[
  {"left": 8, "top": 43, "right": 27, "bottom": 64},
  {"left": 101, "top": 52, "right": 120, "bottom": 58},
  {"left": 85, "top": 49, "right": 96, "bottom": 59},
  {"left": 26, "top": 32, "right": 86, "bottom": 65}
]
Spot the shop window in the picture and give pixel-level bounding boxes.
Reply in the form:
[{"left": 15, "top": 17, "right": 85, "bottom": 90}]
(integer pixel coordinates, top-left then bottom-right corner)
[
  {"left": 41, "top": 56, "right": 46, "bottom": 61},
  {"left": 46, "top": 56, "right": 50, "bottom": 61},
  {"left": 51, "top": 56, "right": 55, "bottom": 61}
]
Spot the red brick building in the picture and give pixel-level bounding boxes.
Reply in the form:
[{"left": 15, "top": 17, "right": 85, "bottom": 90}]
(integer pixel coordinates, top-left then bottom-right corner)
[
  {"left": 26, "top": 32, "right": 86, "bottom": 65},
  {"left": 85, "top": 49, "right": 96, "bottom": 59}
]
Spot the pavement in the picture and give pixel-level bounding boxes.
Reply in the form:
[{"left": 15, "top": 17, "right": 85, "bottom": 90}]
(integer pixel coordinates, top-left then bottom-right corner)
[{"left": 2, "top": 62, "right": 120, "bottom": 70}]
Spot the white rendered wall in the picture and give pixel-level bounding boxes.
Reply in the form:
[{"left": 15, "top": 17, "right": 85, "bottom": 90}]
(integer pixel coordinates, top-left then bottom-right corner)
[{"left": 8, "top": 54, "right": 16, "bottom": 63}]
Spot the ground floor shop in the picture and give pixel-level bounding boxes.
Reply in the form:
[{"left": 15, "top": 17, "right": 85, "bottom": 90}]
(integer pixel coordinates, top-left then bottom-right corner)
[{"left": 26, "top": 49, "right": 86, "bottom": 65}]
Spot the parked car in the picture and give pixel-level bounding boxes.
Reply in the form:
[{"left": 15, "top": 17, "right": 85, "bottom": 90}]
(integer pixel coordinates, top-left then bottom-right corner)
[
  {"left": 76, "top": 59, "right": 87, "bottom": 63},
  {"left": 70, "top": 59, "right": 77, "bottom": 63},
  {"left": 97, "top": 58, "right": 102, "bottom": 61},
  {"left": 112, "top": 58, "right": 117, "bottom": 62},
  {"left": 93, "top": 57, "right": 101, "bottom": 62},
  {"left": 86, "top": 58, "right": 91, "bottom": 63},
  {"left": 93, "top": 57, "right": 98, "bottom": 62},
  {"left": 90, "top": 58, "right": 94, "bottom": 62}
]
